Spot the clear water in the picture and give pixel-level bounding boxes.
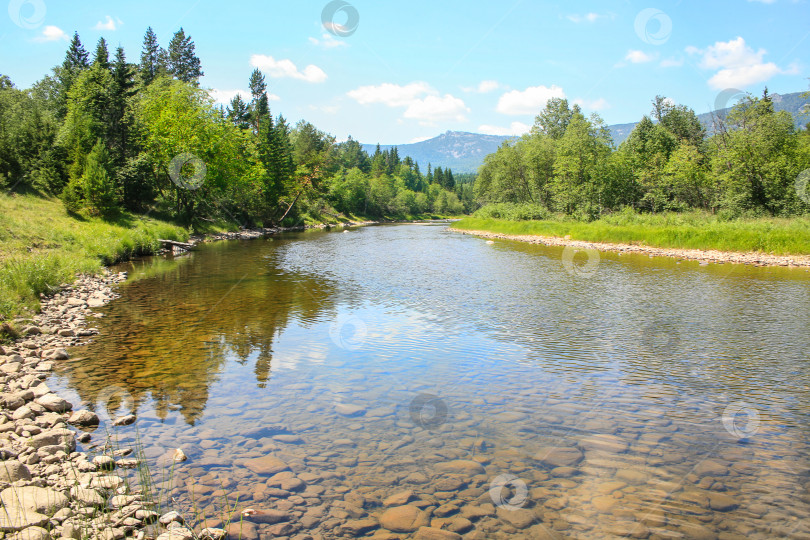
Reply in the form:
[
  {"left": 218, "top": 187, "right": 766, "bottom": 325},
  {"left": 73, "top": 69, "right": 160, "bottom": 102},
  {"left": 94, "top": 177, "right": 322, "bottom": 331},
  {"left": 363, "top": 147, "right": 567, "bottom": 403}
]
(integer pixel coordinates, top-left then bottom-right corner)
[{"left": 51, "top": 224, "right": 810, "bottom": 539}]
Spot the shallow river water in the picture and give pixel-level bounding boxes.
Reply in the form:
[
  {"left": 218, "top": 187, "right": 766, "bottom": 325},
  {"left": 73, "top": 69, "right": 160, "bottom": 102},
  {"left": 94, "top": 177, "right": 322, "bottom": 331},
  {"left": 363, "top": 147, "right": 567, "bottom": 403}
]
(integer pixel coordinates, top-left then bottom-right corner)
[{"left": 51, "top": 224, "right": 810, "bottom": 539}]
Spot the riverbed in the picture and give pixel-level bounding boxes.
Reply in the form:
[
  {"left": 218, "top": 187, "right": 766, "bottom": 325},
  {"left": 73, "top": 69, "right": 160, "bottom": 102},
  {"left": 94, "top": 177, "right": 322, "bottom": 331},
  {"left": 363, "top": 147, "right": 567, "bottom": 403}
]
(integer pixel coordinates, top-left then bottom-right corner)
[{"left": 51, "top": 223, "right": 810, "bottom": 539}]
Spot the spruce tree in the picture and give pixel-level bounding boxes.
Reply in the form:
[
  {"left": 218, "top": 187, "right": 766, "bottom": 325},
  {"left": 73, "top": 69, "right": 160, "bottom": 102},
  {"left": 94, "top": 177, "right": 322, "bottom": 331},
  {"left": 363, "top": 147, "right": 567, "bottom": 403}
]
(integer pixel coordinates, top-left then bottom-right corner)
[
  {"left": 93, "top": 38, "right": 110, "bottom": 70},
  {"left": 139, "top": 27, "right": 166, "bottom": 85},
  {"left": 227, "top": 94, "right": 250, "bottom": 129},
  {"left": 57, "top": 32, "right": 90, "bottom": 118},
  {"left": 167, "top": 28, "right": 203, "bottom": 84}
]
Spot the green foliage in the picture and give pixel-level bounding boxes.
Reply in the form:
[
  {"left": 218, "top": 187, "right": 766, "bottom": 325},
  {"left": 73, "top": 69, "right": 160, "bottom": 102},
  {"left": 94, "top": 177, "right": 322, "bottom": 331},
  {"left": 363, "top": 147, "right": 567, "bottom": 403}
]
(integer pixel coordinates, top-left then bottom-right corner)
[
  {"left": 473, "top": 202, "right": 551, "bottom": 221},
  {"left": 82, "top": 140, "right": 120, "bottom": 215},
  {"left": 476, "top": 90, "right": 810, "bottom": 220},
  {"left": 455, "top": 211, "right": 810, "bottom": 255}
]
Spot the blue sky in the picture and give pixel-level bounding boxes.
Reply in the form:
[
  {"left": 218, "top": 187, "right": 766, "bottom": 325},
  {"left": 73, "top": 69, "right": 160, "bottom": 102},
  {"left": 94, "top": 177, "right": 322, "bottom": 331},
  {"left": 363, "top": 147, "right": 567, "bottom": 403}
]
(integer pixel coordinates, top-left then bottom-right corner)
[{"left": 2, "top": 0, "right": 808, "bottom": 144}]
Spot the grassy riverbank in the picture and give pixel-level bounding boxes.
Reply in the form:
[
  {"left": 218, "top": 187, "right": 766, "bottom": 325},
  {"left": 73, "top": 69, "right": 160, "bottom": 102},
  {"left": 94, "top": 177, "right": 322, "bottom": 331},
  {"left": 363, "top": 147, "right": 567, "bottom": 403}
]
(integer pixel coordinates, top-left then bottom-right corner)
[
  {"left": 454, "top": 211, "right": 810, "bottom": 255},
  {"left": 0, "top": 192, "right": 189, "bottom": 324}
]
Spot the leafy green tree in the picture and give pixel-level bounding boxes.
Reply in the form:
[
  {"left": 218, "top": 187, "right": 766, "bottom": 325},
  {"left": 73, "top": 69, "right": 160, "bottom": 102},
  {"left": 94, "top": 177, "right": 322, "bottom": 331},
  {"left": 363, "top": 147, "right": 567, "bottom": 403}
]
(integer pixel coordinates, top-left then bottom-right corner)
[{"left": 534, "top": 98, "right": 580, "bottom": 140}]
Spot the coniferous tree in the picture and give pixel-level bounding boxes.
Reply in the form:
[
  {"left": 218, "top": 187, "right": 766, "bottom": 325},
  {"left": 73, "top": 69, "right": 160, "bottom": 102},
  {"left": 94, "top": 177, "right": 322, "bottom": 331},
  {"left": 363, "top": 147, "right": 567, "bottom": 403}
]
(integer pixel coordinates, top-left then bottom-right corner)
[
  {"left": 139, "top": 27, "right": 166, "bottom": 85},
  {"left": 93, "top": 38, "right": 110, "bottom": 70},
  {"left": 248, "top": 69, "right": 269, "bottom": 132},
  {"left": 227, "top": 94, "right": 251, "bottom": 130},
  {"left": 56, "top": 32, "right": 90, "bottom": 118},
  {"left": 167, "top": 28, "right": 203, "bottom": 84}
]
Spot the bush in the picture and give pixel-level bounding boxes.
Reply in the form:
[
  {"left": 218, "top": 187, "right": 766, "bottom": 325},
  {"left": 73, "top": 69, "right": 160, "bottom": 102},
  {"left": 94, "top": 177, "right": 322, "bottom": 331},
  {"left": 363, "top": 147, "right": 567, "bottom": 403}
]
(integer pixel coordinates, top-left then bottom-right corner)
[{"left": 473, "top": 202, "right": 551, "bottom": 221}]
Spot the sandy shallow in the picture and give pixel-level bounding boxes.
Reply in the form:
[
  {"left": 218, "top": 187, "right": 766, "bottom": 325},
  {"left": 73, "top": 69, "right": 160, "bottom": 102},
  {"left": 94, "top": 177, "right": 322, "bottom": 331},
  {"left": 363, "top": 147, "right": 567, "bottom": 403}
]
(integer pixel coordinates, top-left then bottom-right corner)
[{"left": 450, "top": 228, "right": 810, "bottom": 268}]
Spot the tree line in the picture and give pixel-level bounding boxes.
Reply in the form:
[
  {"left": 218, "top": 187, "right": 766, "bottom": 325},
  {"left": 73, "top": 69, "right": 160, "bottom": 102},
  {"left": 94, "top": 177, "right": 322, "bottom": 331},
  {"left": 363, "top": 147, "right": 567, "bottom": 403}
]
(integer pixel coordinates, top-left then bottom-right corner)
[
  {"left": 475, "top": 92, "right": 810, "bottom": 219},
  {"left": 0, "top": 28, "right": 468, "bottom": 225}
]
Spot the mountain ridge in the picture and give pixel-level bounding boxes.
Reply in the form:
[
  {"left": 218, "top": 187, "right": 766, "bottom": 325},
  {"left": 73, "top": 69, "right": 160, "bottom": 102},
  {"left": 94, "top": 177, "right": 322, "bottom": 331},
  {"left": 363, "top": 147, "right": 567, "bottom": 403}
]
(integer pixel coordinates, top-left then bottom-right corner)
[{"left": 361, "top": 91, "right": 810, "bottom": 173}]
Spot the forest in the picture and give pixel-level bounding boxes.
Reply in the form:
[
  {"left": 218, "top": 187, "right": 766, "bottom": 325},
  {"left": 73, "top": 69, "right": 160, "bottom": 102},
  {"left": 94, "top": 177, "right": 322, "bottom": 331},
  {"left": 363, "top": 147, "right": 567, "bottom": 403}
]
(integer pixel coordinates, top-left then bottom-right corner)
[
  {"left": 0, "top": 28, "right": 470, "bottom": 227},
  {"left": 473, "top": 93, "right": 810, "bottom": 221}
]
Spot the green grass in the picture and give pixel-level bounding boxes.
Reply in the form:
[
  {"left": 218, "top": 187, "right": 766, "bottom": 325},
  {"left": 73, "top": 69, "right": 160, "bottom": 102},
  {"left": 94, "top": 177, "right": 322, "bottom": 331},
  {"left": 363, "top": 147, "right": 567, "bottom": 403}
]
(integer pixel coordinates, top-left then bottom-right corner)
[
  {"left": 454, "top": 211, "right": 810, "bottom": 256},
  {"left": 0, "top": 192, "right": 188, "bottom": 323}
]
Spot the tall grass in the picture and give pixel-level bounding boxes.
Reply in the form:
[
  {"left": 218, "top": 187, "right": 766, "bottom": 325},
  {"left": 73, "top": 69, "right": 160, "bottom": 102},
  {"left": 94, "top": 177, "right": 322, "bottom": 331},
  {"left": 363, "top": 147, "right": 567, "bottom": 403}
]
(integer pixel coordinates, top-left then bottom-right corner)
[
  {"left": 454, "top": 210, "right": 810, "bottom": 255},
  {"left": 0, "top": 193, "right": 188, "bottom": 322}
]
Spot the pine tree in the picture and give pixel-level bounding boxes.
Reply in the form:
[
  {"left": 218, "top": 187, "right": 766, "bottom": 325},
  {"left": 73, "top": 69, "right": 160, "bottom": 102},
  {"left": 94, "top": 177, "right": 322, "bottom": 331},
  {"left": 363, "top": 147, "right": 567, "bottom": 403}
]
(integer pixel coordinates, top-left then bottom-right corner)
[
  {"left": 82, "top": 140, "right": 119, "bottom": 215},
  {"left": 246, "top": 69, "right": 269, "bottom": 133},
  {"left": 64, "top": 33, "right": 90, "bottom": 72},
  {"left": 139, "top": 27, "right": 166, "bottom": 85},
  {"left": 93, "top": 38, "right": 109, "bottom": 70},
  {"left": 167, "top": 28, "right": 203, "bottom": 84},
  {"left": 446, "top": 168, "right": 455, "bottom": 190},
  {"left": 227, "top": 94, "right": 250, "bottom": 129},
  {"left": 56, "top": 32, "right": 90, "bottom": 118},
  {"left": 434, "top": 166, "right": 444, "bottom": 188}
]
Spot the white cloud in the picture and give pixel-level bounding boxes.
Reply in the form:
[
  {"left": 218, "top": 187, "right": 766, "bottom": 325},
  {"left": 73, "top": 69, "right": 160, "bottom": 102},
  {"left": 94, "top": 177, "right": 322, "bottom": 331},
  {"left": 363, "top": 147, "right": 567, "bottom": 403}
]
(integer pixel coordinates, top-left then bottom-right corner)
[
  {"left": 566, "top": 12, "right": 607, "bottom": 23},
  {"left": 478, "top": 122, "right": 530, "bottom": 136},
  {"left": 409, "top": 135, "right": 434, "bottom": 143},
  {"left": 573, "top": 97, "right": 609, "bottom": 111},
  {"left": 404, "top": 94, "right": 469, "bottom": 124},
  {"left": 687, "top": 37, "right": 796, "bottom": 89},
  {"left": 625, "top": 50, "right": 656, "bottom": 63},
  {"left": 308, "top": 33, "right": 348, "bottom": 49},
  {"left": 94, "top": 16, "right": 117, "bottom": 31},
  {"left": 660, "top": 57, "right": 684, "bottom": 68},
  {"left": 496, "top": 85, "right": 565, "bottom": 115},
  {"left": 250, "top": 54, "right": 327, "bottom": 83},
  {"left": 209, "top": 88, "right": 280, "bottom": 105},
  {"left": 34, "top": 25, "right": 68, "bottom": 42},
  {"left": 462, "top": 80, "right": 501, "bottom": 93},
  {"left": 347, "top": 82, "right": 468, "bottom": 125},
  {"left": 347, "top": 82, "right": 432, "bottom": 107},
  {"left": 309, "top": 104, "right": 339, "bottom": 114}
]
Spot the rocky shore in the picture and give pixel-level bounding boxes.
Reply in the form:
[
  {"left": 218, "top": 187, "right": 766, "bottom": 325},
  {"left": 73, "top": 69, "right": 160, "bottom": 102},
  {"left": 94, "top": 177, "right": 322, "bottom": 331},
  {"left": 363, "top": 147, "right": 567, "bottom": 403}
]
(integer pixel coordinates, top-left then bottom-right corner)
[
  {"left": 0, "top": 219, "right": 387, "bottom": 540},
  {"left": 0, "top": 271, "right": 221, "bottom": 539},
  {"left": 450, "top": 228, "right": 810, "bottom": 268}
]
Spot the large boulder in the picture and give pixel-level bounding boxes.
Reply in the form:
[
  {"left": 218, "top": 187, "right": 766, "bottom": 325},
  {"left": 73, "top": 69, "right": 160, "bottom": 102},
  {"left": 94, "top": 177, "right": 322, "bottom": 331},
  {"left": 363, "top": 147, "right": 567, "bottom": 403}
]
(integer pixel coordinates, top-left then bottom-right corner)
[{"left": 379, "top": 505, "right": 429, "bottom": 533}]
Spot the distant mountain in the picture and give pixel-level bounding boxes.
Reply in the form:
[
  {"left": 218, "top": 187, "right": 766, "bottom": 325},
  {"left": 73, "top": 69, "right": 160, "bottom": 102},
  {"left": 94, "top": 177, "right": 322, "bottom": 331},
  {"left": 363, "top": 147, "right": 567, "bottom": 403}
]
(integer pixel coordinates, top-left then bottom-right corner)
[
  {"left": 363, "top": 91, "right": 810, "bottom": 174},
  {"left": 361, "top": 131, "right": 512, "bottom": 174}
]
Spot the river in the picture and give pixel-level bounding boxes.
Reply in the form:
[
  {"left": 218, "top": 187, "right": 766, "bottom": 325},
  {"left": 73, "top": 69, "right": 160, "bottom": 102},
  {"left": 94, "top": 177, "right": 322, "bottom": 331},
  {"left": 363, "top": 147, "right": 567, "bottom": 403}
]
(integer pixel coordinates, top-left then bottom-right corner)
[{"left": 51, "top": 223, "right": 810, "bottom": 539}]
